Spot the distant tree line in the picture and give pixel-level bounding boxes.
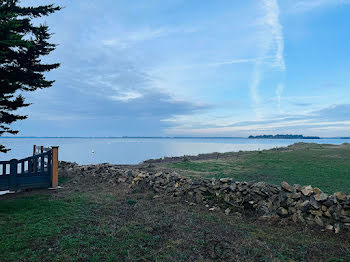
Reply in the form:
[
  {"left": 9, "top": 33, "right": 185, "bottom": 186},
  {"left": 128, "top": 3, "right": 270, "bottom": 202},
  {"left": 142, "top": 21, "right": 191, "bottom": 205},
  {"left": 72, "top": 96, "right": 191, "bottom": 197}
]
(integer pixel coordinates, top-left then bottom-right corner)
[{"left": 248, "top": 134, "right": 320, "bottom": 139}]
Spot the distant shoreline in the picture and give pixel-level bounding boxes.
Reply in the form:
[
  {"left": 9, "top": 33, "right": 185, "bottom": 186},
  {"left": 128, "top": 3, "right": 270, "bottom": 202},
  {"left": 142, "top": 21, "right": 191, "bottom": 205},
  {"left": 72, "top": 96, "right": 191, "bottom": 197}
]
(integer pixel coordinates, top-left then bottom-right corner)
[
  {"left": 0, "top": 136, "right": 348, "bottom": 139},
  {"left": 248, "top": 135, "right": 321, "bottom": 139}
]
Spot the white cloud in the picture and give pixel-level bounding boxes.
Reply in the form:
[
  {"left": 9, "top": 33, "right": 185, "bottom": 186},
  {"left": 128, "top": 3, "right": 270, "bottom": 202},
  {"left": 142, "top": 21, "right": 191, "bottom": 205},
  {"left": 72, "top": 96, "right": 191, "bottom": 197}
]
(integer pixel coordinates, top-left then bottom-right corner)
[{"left": 110, "top": 91, "right": 143, "bottom": 102}]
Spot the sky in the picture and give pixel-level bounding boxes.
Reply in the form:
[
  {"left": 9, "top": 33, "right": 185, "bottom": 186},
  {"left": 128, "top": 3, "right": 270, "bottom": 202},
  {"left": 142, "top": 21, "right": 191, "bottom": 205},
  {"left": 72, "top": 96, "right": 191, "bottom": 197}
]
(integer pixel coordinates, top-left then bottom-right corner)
[{"left": 12, "top": 0, "right": 350, "bottom": 137}]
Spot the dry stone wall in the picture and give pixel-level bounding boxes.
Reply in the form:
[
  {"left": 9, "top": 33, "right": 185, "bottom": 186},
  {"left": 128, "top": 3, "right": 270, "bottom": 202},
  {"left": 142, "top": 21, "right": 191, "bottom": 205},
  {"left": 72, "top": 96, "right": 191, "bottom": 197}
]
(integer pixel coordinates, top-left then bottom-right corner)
[{"left": 59, "top": 161, "right": 350, "bottom": 234}]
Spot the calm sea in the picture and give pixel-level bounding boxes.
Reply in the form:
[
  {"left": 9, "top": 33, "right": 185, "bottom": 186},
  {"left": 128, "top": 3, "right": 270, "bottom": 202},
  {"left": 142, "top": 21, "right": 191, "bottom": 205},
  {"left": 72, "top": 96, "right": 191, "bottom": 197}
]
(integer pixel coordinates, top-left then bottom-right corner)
[{"left": 0, "top": 137, "right": 349, "bottom": 165}]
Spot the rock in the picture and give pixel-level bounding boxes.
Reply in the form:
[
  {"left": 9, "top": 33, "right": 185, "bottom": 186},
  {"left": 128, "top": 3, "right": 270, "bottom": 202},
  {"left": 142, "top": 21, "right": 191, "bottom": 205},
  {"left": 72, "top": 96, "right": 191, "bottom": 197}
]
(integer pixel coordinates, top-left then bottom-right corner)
[
  {"left": 281, "top": 181, "right": 294, "bottom": 192},
  {"left": 336, "top": 192, "right": 347, "bottom": 201},
  {"left": 198, "top": 186, "right": 208, "bottom": 192},
  {"left": 229, "top": 184, "right": 237, "bottom": 192},
  {"left": 324, "top": 210, "right": 332, "bottom": 217},
  {"left": 269, "top": 186, "right": 280, "bottom": 194},
  {"left": 286, "top": 198, "right": 295, "bottom": 206},
  {"left": 277, "top": 207, "right": 288, "bottom": 217},
  {"left": 225, "top": 208, "right": 231, "bottom": 215},
  {"left": 297, "top": 212, "right": 305, "bottom": 223},
  {"left": 310, "top": 197, "right": 321, "bottom": 209},
  {"left": 209, "top": 206, "right": 220, "bottom": 212},
  {"left": 343, "top": 223, "right": 350, "bottom": 229},
  {"left": 219, "top": 178, "right": 231, "bottom": 183},
  {"left": 117, "top": 177, "right": 127, "bottom": 183},
  {"left": 313, "top": 187, "right": 322, "bottom": 195},
  {"left": 314, "top": 192, "right": 328, "bottom": 202},
  {"left": 132, "top": 177, "right": 143, "bottom": 183},
  {"left": 314, "top": 216, "right": 324, "bottom": 227},
  {"left": 325, "top": 224, "right": 334, "bottom": 231},
  {"left": 195, "top": 192, "right": 202, "bottom": 204},
  {"left": 301, "top": 185, "right": 313, "bottom": 196},
  {"left": 154, "top": 172, "right": 162, "bottom": 177},
  {"left": 289, "top": 192, "right": 301, "bottom": 199},
  {"left": 323, "top": 197, "right": 335, "bottom": 207},
  {"left": 300, "top": 200, "right": 311, "bottom": 212},
  {"left": 334, "top": 223, "right": 341, "bottom": 234},
  {"left": 310, "top": 210, "right": 322, "bottom": 217}
]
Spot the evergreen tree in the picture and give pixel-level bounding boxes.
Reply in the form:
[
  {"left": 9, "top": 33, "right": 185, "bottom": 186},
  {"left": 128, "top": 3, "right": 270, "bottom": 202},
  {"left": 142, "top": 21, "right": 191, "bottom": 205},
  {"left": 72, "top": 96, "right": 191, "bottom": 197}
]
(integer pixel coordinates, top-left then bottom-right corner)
[{"left": 0, "top": 0, "right": 60, "bottom": 152}]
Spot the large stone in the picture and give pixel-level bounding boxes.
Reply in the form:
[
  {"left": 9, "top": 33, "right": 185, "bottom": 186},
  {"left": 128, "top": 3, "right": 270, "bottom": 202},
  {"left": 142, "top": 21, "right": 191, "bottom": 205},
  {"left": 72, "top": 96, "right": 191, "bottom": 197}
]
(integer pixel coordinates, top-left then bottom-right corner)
[
  {"left": 281, "top": 181, "right": 294, "bottom": 192},
  {"left": 314, "top": 192, "right": 329, "bottom": 202},
  {"left": 300, "top": 200, "right": 311, "bottom": 212},
  {"left": 336, "top": 192, "right": 347, "bottom": 201},
  {"left": 310, "top": 197, "right": 321, "bottom": 209},
  {"left": 301, "top": 185, "right": 313, "bottom": 196},
  {"left": 323, "top": 197, "right": 335, "bottom": 207},
  {"left": 313, "top": 187, "right": 322, "bottom": 195},
  {"left": 289, "top": 192, "right": 301, "bottom": 199}
]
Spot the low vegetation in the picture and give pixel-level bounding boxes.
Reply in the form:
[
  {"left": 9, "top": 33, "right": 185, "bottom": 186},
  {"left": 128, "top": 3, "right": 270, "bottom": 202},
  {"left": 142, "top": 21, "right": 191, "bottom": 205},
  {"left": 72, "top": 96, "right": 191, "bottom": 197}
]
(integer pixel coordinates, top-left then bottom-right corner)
[
  {"left": 166, "top": 143, "right": 350, "bottom": 193},
  {"left": 1, "top": 182, "right": 350, "bottom": 261}
]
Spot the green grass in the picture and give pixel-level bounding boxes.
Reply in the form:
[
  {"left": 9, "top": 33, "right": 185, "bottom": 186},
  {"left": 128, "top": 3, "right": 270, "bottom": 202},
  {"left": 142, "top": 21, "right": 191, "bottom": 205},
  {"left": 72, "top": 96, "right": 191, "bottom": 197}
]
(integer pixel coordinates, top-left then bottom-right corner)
[
  {"left": 167, "top": 143, "right": 350, "bottom": 193},
  {"left": 0, "top": 192, "right": 158, "bottom": 262}
]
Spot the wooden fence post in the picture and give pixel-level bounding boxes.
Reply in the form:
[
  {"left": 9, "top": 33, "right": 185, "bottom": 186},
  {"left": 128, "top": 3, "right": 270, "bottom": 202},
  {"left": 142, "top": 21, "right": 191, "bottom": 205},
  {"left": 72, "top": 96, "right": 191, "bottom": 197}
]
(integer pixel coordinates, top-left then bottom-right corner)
[
  {"left": 9, "top": 159, "right": 18, "bottom": 191},
  {"left": 51, "top": 146, "right": 59, "bottom": 188}
]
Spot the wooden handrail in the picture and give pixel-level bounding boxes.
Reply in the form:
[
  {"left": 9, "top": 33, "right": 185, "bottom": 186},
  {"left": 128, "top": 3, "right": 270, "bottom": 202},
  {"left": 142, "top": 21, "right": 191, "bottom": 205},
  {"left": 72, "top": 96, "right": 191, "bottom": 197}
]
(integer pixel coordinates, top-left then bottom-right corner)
[{"left": 0, "top": 145, "right": 59, "bottom": 190}]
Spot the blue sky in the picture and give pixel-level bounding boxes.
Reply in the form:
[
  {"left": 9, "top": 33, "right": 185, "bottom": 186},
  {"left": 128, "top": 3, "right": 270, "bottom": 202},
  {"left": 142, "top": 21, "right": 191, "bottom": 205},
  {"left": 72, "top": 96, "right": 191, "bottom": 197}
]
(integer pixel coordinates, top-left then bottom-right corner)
[{"left": 14, "top": 0, "right": 350, "bottom": 137}]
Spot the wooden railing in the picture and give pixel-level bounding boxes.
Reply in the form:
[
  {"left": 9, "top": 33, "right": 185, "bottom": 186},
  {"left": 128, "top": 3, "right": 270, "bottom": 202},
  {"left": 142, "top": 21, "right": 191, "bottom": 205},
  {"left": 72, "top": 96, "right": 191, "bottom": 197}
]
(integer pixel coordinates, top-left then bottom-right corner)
[{"left": 0, "top": 146, "right": 59, "bottom": 191}]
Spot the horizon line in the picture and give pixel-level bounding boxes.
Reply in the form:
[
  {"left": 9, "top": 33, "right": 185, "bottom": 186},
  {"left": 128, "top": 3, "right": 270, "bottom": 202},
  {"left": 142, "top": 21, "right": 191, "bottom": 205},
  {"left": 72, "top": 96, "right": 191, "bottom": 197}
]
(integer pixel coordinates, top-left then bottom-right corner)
[{"left": 0, "top": 136, "right": 349, "bottom": 139}]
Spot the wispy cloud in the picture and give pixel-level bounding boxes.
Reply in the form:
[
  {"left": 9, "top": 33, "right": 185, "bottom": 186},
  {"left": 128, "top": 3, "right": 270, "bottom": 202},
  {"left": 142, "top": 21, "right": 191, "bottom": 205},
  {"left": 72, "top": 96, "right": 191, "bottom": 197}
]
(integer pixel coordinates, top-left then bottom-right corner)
[
  {"left": 263, "top": 0, "right": 285, "bottom": 70},
  {"left": 276, "top": 83, "right": 284, "bottom": 111},
  {"left": 110, "top": 91, "right": 143, "bottom": 102},
  {"left": 102, "top": 26, "right": 199, "bottom": 49},
  {"left": 289, "top": 0, "right": 350, "bottom": 13},
  {"left": 250, "top": 0, "right": 285, "bottom": 118},
  {"left": 165, "top": 104, "right": 350, "bottom": 137}
]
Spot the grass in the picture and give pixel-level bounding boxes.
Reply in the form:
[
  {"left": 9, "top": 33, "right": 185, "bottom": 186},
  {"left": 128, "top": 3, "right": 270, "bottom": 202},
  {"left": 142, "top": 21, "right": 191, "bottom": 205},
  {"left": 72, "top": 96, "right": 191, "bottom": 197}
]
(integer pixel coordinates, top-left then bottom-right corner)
[
  {"left": 0, "top": 191, "right": 159, "bottom": 261},
  {"left": 166, "top": 143, "right": 350, "bottom": 193},
  {"left": 0, "top": 181, "right": 350, "bottom": 261}
]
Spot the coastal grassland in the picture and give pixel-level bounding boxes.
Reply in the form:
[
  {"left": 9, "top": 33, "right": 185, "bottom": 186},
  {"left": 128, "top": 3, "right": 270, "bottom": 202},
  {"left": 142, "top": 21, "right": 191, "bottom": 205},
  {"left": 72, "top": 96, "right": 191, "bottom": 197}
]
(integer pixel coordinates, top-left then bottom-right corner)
[
  {"left": 166, "top": 143, "right": 350, "bottom": 193},
  {"left": 1, "top": 181, "right": 350, "bottom": 262}
]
